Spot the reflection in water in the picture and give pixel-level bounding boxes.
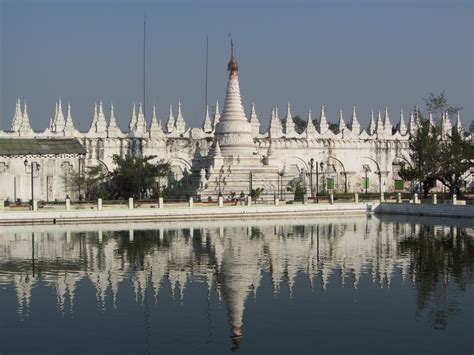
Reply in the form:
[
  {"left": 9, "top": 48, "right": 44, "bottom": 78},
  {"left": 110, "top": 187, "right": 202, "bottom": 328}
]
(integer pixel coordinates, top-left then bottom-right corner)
[{"left": 0, "top": 217, "right": 473, "bottom": 353}]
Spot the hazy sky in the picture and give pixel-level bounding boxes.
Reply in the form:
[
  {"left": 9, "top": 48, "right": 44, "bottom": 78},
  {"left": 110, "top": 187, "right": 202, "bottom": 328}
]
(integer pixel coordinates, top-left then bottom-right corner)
[{"left": 1, "top": 0, "right": 473, "bottom": 132}]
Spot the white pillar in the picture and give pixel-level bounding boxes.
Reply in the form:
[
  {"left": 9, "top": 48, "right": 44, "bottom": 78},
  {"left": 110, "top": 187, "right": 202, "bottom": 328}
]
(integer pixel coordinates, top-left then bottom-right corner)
[
  {"left": 396, "top": 193, "right": 402, "bottom": 203},
  {"left": 218, "top": 195, "right": 224, "bottom": 207},
  {"left": 97, "top": 198, "right": 102, "bottom": 211},
  {"left": 66, "top": 231, "right": 71, "bottom": 243},
  {"left": 452, "top": 194, "right": 457, "bottom": 205},
  {"left": 98, "top": 230, "right": 103, "bottom": 243},
  {"left": 0, "top": 200, "right": 4, "bottom": 211},
  {"left": 33, "top": 200, "right": 38, "bottom": 211},
  {"left": 379, "top": 193, "right": 385, "bottom": 203},
  {"left": 128, "top": 197, "right": 134, "bottom": 209},
  {"left": 129, "top": 229, "right": 134, "bottom": 242},
  {"left": 414, "top": 193, "right": 419, "bottom": 204},
  {"left": 354, "top": 193, "right": 359, "bottom": 204},
  {"left": 65, "top": 198, "right": 71, "bottom": 211},
  {"left": 158, "top": 197, "right": 164, "bottom": 209},
  {"left": 189, "top": 197, "right": 193, "bottom": 208},
  {"left": 274, "top": 198, "right": 279, "bottom": 206},
  {"left": 329, "top": 193, "right": 334, "bottom": 205},
  {"left": 246, "top": 196, "right": 252, "bottom": 206},
  {"left": 432, "top": 194, "right": 437, "bottom": 205}
]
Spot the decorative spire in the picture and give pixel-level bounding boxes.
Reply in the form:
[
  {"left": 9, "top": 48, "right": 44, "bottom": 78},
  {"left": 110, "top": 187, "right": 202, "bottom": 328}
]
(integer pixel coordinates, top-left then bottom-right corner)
[
  {"left": 338, "top": 109, "right": 346, "bottom": 134},
  {"left": 175, "top": 99, "right": 186, "bottom": 134},
  {"left": 319, "top": 105, "right": 329, "bottom": 134},
  {"left": 128, "top": 102, "right": 137, "bottom": 132},
  {"left": 107, "top": 103, "right": 123, "bottom": 137},
  {"left": 441, "top": 110, "right": 452, "bottom": 139},
  {"left": 135, "top": 101, "right": 147, "bottom": 135},
  {"left": 268, "top": 106, "right": 283, "bottom": 137},
  {"left": 11, "top": 98, "right": 23, "bottom": 132},
  {"left": 212, "top": 99, "right": 221, "bottom": 129},
  {"left": 284, "top": 102, "right": 295, "bottom": 135},
  {"left": 376, "top": 109, "right": 384, "bottom": 136},
  {"left": 428, "top": 111, "right": 434, "bottom": 127},
  {"left": 398, "top": 109, "right": 407, "bottom": 135},
  {"left": 384, "top": 107, "right": 392, "bottom": 136},
  {"left": 64, "top": 102, "right": 78, "bottom": 136},
  {"left": 306, "top": 107, "right": 317, "bottom": 137},
  {"left": 368, "top": 109, "right": 376, "bottom": 135},
  {"left": 455, "top": 111, "right": 463, "bottom": 135},
  {"left": 166, "top": 104, "right": 175, "bottom": 133},
  {"left": 249, "top": 102, "right": 260, "bottom": 136},
  {"left": 55, "top": 98, "right": 66, "bottom": 133},
  {"left": 19, "top": 101, "right": 32, "bottom": 134},
  {"left": 95, "top": 99, "right": 107, "bottom": 134},
  {"left": 149, "top": 104, "right": 163, "bottom": 137},
  {"left": 202, "top": 105, "right": 213, "bottom": 133},
  {"left": 350, "top": 106, "right": 360, "bottom": 136},
  {"left": 408, "top": 110, "right": 417, "bottom": 136},
  {"left": 227, "top": 36, "right": 238, "bottom": 78}
]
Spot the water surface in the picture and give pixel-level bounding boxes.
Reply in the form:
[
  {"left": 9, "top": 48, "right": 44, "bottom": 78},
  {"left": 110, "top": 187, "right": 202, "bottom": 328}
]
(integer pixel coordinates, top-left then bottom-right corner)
[{"left": 0, "top": 216, "right": 473, "bottom": 354}]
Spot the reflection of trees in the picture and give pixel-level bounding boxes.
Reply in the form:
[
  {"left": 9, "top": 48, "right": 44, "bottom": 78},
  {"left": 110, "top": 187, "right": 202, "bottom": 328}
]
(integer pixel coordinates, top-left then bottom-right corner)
[{"left": 399, "top": 225, "right": 474, "bottom": 330}]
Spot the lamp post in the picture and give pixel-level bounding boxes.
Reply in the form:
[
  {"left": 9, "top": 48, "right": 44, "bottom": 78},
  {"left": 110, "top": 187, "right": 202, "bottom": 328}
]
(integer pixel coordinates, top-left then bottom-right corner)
[
  {"left": 309, "top": 158, "right": 314, "bottom": 201},
  {"left": 24, "top": 159, "right": 41, "bottom": 210},
  {"left": 315, "top": 162, "right": 319, "bottom": 203},
  {"left": 320, "top": 162, "right": 325, "bottom": 195}
]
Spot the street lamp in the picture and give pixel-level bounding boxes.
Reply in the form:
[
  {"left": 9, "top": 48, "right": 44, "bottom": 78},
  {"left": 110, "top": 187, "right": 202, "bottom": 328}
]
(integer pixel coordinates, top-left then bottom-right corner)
[
  {"left": 309, "top": 158, "right": 314, "bottom": 201},
  {"left": 320, "top": 162, "right": 325, "bottom": 195},
  {"left": 24, "top": 159, "right": 41, "bottom": 210}
]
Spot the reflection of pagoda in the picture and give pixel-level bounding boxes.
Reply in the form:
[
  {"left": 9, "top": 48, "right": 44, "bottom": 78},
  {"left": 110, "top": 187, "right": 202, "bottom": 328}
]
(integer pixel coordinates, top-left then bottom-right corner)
[{"left": 0, "top": 217, "right": 462, "bottom": 342}]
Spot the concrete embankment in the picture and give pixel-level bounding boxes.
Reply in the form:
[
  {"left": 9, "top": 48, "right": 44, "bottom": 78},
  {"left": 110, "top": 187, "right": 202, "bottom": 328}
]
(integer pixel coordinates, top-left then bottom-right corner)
[
  {"left": 0, "top": 203, "right": 371, "bottom": 226},
  {"left": 374, "top": 202, "right": 474, "bottom": 219}
]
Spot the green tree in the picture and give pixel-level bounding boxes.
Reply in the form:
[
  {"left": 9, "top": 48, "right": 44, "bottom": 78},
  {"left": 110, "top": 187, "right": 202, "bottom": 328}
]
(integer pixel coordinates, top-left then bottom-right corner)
[
  {"left": 436, "top": 129, "right": 474, "bottom": 196},
  {"left": 399, "top": 121, "right": 440, "bottom": 196},
  {"left": 71, "top": 165, "right": 108, "bottom": 201},
  {"left": 250, "top": 187, "right": 265, "bottom": 202},
  {"left": 110, "top": 155, "right": 171, "bottom": 198},
  {"left": 292, "top": 116, "right": 307, "bottom": 134}
]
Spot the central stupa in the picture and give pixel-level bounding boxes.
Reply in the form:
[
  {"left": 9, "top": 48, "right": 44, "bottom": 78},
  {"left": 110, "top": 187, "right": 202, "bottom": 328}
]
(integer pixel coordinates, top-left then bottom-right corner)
[{"left": 215, "top": 39, "right": 256, "bottom": 160}]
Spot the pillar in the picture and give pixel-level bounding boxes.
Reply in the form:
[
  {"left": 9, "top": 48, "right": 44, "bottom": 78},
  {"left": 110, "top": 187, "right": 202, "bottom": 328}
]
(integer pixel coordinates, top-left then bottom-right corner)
[
  {"left": 274, "top": 198, "right": 279, "bottom": 206},
  {"left": 0, "top": 200, "right": 4, "bottom": 211},
  {"left": 98, "top": 230, "right": 103, "bottom": 243},
  {"left": 189, "top": 197, "right": 193, "bottom": 208},
  {"left": 379, "top": 193, "right": 385, "bottom": 203},
  {"left": 396, "top": 193, "right": 402, "bottom": 203},
  {"left": 158, "top": 197, "right": 164, "bottom": 209},
  {"left": 246, "top": 196, "right": 252, "bottom": 206},
  {"left": 413, "top": 193, "right": 419, "bottom": 204},
  {"left": 33, "top": 200, "right": 38, "bottom": 211},
  {"left": 329, "top": 193, "right": 334, "bottom": 205},
  {"left": 129, "top": 229, "right": 134, "bottom": 242},
  {"left": 97, "top": 198, "right": 102, "bottom": 211},
  {"left": 452, "top": 194, "right": 457, "bottom": 205},
  {"left": 65, "top": 198, "right": 71, "bottom": 211},
  {"left": 432, "top": 194, "right": 437, "bottom": 205},
  {"left": 128, "top": 197, "right": 133, "bottom": 209},
  {"left": 218, "top": 195, "right": 224, "bottom": 207},
  {"left": 302, "top": 194, "right": 307, "bottom": 204},
  {"left": 354, "top": 193, "right": 358, "bottom": 204}
]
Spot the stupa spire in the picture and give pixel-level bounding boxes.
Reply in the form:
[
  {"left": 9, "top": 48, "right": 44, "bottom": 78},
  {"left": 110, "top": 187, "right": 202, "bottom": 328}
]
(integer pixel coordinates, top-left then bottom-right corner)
[
  {"left": 368, "top": 109, "right": 376, "bottom": 135},
  {"left": 55, "top": 98, "right": 66, "bottom": 132},
  {"left": 166, "top": 104, "right": 175, "bottom": 133},
  {"left": 319, "top": 105, "right": 329, "bottom": 134},
  {"left": 202, "top": 105, "right": 212, "bottom": 133},
  {"left": 376, "top": 109, "right": 384, "bottom": 136},
  {"left": 249, "top": 101, "right": 260, "bottom": 136},
  {"left": 384, "top": 107, "right": 392, "bottom": 136},
  {"left": 350, "top": 106, "right": 360, "bottom": 136},
  {"left": 215, "top": 37, "right": 254, "bottom": 157},
  {"left": 107, "top": 103, "right": 123, "bottom": 137},
  {"left": 285, "top": 102, "right": 295, "bottom": 135},
  {"left": 129, "top": 102, "right": 137, "bottom": 132},
  {"left": 455, "top": 111, "right": 463, "bottom": 135},
  {"left": 96, "top": 99, "right": 107, "bottom": 134},
  {"left": 149, "top": 104, "right": 163, "bottom": 137},
  {"left": 306, "top": 107, "right": 317, "bottom": 137},
  {"left": 338, "top": 109, "right": 346, "bottom": 134},
  {"left": 11, "top": 98, "right": 23, "bottom": 132},
  {"left": 175, "top": 99, "right": 186, "bottom": 134},
  {"left": 19, "top": 101, "right": 32, "bottom": 134},
  {"left": 64, "top": 102, "right": 78, "bottom": 136},
  {"left": 398, "top": 109, "right": 407, "bottom": 135},
  {"left": 268, "top": 106, "right": 283, "bottom": 137},
  {"left": 212, "top": 99, "right": 221, "bottom": 129}
]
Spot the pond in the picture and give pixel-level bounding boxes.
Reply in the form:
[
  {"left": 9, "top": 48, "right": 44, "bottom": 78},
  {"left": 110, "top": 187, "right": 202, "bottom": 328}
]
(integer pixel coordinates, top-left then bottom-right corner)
[{"left": 0, "top": 215, "right": 473, "bottom": 354}]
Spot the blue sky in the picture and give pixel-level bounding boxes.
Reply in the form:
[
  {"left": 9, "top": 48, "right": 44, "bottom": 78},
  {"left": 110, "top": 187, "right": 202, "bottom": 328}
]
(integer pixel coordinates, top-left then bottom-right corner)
[{"left": 1, "top": 0, "right": 472, "bottom": 132}]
